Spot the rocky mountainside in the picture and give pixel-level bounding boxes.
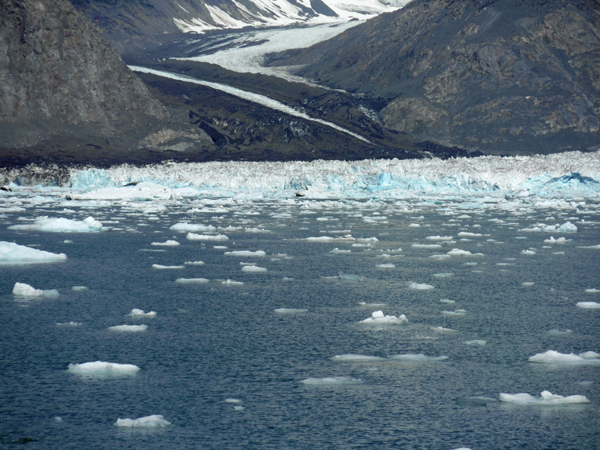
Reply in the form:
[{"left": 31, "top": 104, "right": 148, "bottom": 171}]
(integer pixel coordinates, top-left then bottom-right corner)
[
  {"left": 0, "top": 0, "right": 168, "bottom": 148},
  {"left": 272, "top": 0, "right": 600, "bottom": 154},
  {"left": 69, "top": 0, "right": 399, "bottom": 54}
]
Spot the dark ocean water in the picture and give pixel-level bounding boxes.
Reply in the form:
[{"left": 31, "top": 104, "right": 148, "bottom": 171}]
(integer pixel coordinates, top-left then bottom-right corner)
[{"left": 1, "top": 198, "right": 599, "bottom": 449}]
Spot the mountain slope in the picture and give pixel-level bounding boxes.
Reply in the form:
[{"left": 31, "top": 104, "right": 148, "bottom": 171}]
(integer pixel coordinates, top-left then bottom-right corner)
[
  {"left": 273, "top": 0, "right": 600, "bottom": 154},
  {"left": 69, "top": 0, "right": 400, "bottom": 53},
  {"left": 0, "top": 0, "right": 168, "bottom": 150}
]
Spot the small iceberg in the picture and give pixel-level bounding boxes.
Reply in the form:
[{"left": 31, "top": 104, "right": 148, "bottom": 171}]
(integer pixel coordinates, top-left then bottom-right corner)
[
  {"left": 152, "top": 264, "right": 184, "bottom": 269},
  {"left": 8, "top": 216, "right": 103, "bottom": 233},
  {"left": 115, "top": 415, "right": 171, "bottom": 427},
  {"left": 0, "top": 241, "right": 67, "bottom": 265},
  {"left": 151, "top": 240, "right": 180, "bottom": 246},
  {"left": 241, "top": 265, "right": 268, "bottom": 272},
  {"left": 129, "top": 309, "right": 156, "bottom": 318},
  {"left": 300, "top": 377, "right": 362, "bottom": 385},
  {"left": 330, "top": 248, "right": 351, "bottom": 254},
  {"left": 360, "top": 310, "right": 407, "bottom": 325},
  {"left": 499, "top": 391, "right": 589, "bottom": 405},
  {"left": 224, "top": 250, "right": 266, "bottom": 257},
  {"left": 464, "top": 340, "right": 487, "bottom": 346},
  {"left": 68, "top": 361, "right": 140, "bottom": 377},
  {"left": 387, "top": 354, "right": 448, "bottom": 362},
  {"left": 187, "top": 233, "right": 228, "bottom": 241},
  {"left": 529, "top": 350, "right": 600, "bottom": 364},
  {"left": 222, "top": 279, "right": 244, "bottom": 285},
  {"left": 170, "top": 223, "right": 215, "bottom": 232},
  {"left": 175, "top": 278, "right": 210, "bottom": 284},
  {"left": 376, "top": 263, "right": 395, "bottom": 268},
  {"left": 577, "top": 302, "right": 600, "bottom": 309},
  {"left": 409, "top": 282, "right": 434, "bottom": 290},
  {"left": 108, "top": 325, "right": 148, "bottom": 332},
  {"left": 13, "top": 282, "right": 59, "bottom": 298},
  {"left": 339, "top": 272, "right": 366, "bottom": 282},
  {"left": 332, "top": 354, "right": 386, "bottom": 362},
  {"left": 275, "top": 308, "right": 308, "bottom": 314}
]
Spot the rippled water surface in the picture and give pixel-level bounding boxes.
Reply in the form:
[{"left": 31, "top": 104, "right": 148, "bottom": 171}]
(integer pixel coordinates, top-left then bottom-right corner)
[{"left": 1, "top": 197, "right": 599, "bottom": 449}]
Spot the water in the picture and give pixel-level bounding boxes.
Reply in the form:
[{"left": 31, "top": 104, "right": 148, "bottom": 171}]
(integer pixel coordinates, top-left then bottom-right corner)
[{"left": 1, "top": 196, "right": 599, "bottom": 449}]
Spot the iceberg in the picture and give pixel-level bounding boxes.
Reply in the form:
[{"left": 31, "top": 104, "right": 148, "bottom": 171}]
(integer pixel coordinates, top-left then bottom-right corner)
[
  {"left": 114, "top": 415, "right": 171, "bottom": 427},
  {"left": 68, "top": 361, "right": 140, "bottom": 376},
  {"left": 224, "top": 250, "right": 266, "bottom": 257},
  {"left": 519, "top": 222, "right": 577, "bottom": 233},
  {"left": 108, "top": 325, "right": 148, "bottom": 332},
  {"left": 387, "top": 354, "right": 448, "bottom": 362},
  {"left": 129, "top": 309, "right": 156, "bottom": 318},
  {"left": 409, "top": 282, "right": 434, "bottom": 290},
  {"left": 170, "top": 223, "right": 216, "bottom": 232},
  {"left": 241, "top": 265, "right": 268, "bottom": 272},
  {"left": 499, "top": 391, "right": 589, "bottom": 405},
  {"left": 187, "top": 233, "right": 229, "bottom": 241},
  {"left": 0, "top": 241, "right": 67, "bottom": 265},
  {"left": 175, "top": 278, "right": 210, "bottom": 284},
  {"left": 529, "top": 350, "right": 600, "bottom": 364},
  {"left": 13, "top": 282, "right": 59, "bottom": 298},
  {"left": 151, "top": 240, "right": 180, "bottom": 246},
  {"left": 8, "top": 216, "right": 102, "bottom": 232},
  {"left": 577, "top": 302, "right": 600, "bottom": 309},
  {"left": 360, "top": 310, "right": 407, "bottom": 324},
  {"left": 300, "top": 377, "right": 362, "bottom": 385},
  {"left": 332, "top": 354, "right": 386, "bottom": 362}
]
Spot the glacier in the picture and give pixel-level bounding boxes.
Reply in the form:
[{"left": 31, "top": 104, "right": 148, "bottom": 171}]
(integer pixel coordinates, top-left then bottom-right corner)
[{"left": 59, "top": 151, "right": 600, "bottom": 201}]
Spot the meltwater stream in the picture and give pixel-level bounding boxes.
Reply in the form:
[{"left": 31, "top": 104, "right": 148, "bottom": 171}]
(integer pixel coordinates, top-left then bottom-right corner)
[{"left": 1, "top": 187, "right": 599, "bottom": 449}]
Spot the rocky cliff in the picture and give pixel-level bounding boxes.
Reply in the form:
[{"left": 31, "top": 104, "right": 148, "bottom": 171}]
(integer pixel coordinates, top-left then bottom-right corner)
[
  {"left": 272, "top": 0, "right": 600, "bottom": 154},
  {"left": 0, "top": 0, "right": 167, "bottom": 149}
]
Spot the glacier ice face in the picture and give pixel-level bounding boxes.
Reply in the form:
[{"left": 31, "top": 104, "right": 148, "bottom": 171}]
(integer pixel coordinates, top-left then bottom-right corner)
[{"left": 63, "top": 151, "right": 600, "bottom": 201}]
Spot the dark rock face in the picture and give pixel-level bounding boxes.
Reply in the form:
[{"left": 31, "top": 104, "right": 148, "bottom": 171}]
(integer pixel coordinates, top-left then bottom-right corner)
[
  {"left": 0, "top": 0, "right": 166, "bottom": 148},
  {"left": 274, "top": 0, "right": 600, "bottom": 154}
]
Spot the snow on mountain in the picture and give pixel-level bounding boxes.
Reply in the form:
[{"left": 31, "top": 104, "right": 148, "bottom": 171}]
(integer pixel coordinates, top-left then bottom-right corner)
[
  {"left": 66, "top": 151, "right": 600, "bottom": 200},
  {"left": 173, "top": 0, "right": 398, "bottom": 34}
]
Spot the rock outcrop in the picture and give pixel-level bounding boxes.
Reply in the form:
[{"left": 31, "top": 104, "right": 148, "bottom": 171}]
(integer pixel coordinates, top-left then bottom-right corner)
[
  {"left": 273, "top": 0, "right": 600, "bottom": 154},
  {"left": 0, "top": 0, "right": 166, "bottom": 149}
]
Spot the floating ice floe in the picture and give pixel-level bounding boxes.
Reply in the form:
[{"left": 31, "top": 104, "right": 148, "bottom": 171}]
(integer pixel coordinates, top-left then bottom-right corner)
[
  {"left": 464, "top": 340, "right": 487, "bottom": 346},
  {"left": 360, "top": 310, "right": 407, "bottom": 325},
  {"left": 332, "top": 354, "right": 386, "bottom": 362},
  {"left": 224, "top": 250, "right": 266, "bottom": 257},
  {"left": 8, "top": 216, "right": 103, "bottom": 232},
  {"left": 222, "top": 279, "right": 244, "bottom": 285},
  {"left": 338, "top": 272, "right": 367, "bottom": 282},
  {"left": 578, "top": 244, "right": 600, "bottom": 249},
  {"left": 187, "top": 233, "right": 228, "bottom": 241},
  {"left": 184, "top": 261, "right": 205, "bottom": 265},
  {"left": 152, "top": 264, "right": 185, "bottom": 269},
  {"left": 175, "top": 278, "right": 210, "bottom": 284},
  {"left": 330, "top": 248, "right": 351, "bottom": 254},
  {"left": 129, "top": 309, "right": 156, "bottom": 318},
  {"left": 529, "top": 350, "right": 600, "bottom": 364},
  {"left": 412, "top": 243, "right": 441, "bottom": 249},
  {"left": 499, "top": 391, "right": 589, "bottom": 405},
  {"left": 241, "top": 265, "right": 268, "bottom": 272},
  {"left": 458, "top": 232, "right": 482, "bottom": 237},
  {"left": 300, "top": 377, "right": 362, "bottom": 385},
  {"left": 0, "top": 241, "right": 67, "bottom": 265},
  {"left": 544, "top": 236, "right": 570, "bottom": 244},
  {"left": 108, "top": 325, "right": 148, "bottom": 332},
  {"left": 440, "top": 299, "right": 456, "bottom": 304},
  {"left": 585, "top": 288, "right": 600, "bottom": 293},
  {"left": 376, "top": 263, "right": 395, "bottom": 268},
  {"left": 170, "top": 223, "right": 216, "bottom": 232},
  {"left": 426, "top": 236, "right": 453, "bottom": 241},
  {"left": 447, "top": 248, "right": 480, "bottom": 256},
  {"left": 433, "top": 273, "right": 454, "bottom": 278},
  {"left": 387, "top": 354, "right": 449, "bottom": 362},
  {"left": 521, "top": 282, "right": 535, "bottom": 286},
  {"left": 114, "top": 415, "right": 171, "bottom": 427},
  {"left": 548, "top": 329, "right": 573, "bottom": 336},
  {"left": 72, "top": 286, "right": 88, "bottom": 291},
  {"left": 442, "top": 310, "right": 467, "bottom": 316},
  {"left": 56, "top": 322, "right": 83, "bottom": 327},
  {"left": 519, "top": 221, "right": 577, "bottom": 233},
  {"left": 576, "top": 302, "right": 600, "bottom": 309},
  {"left": 68, "top": 361, "right": 140, "bottom": 376},
  {"left": 151, "top": 240, "right": 180, "bottom": 246},
  {"left": 409, "top": 282, "right": 434, "bottom": 290},
  {"left": 12, "top": 282, "right": 59, "bottom": 298},
  {"left": 521, "top": 249, "right": 536, "bottom": 255}
]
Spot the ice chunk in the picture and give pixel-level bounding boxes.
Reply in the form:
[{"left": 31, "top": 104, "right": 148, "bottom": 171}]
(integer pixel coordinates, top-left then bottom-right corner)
[
  {"left": 225, "top": 398, "right": 242, "bottom": 404},
  {"left": 576, "top": 302, "right": 600, "bottom": 309},
  {"left": 152, "top": 264, "right": 185, "bottom": 269},
  {"left": 519, "top": 221, "right": 577, "bottom": 233},
  {"left": 458, "top": 232, "right": 482, "bottom": 237},
  {"left": 409, "top": 223, "right": 421, "bottom": 227},
  {"left": 222, "top": 279, "right": 244, "bottom": 285},
  {"left": 108, "top": 325, "right": 148, "bottom": 332},
  {"left": 387, "top": 354, "right": 448, "bottom": 362},
  {"left": 412, "top": 243, "right": 441, "bottom": 249},
  {"left": 442, "top": 310, "right": 467, "bottom": 316},
  {"left": 275, "top": 308, "right": 308, "bottom": 313},
  {"left": 68, "top": 361, "right": 140, "bottom": 376},
  {"left": 0, "top": 241, "right": 67, "bottom": 265},
  {"left": 376, "top": 263, "right": 395, "bottom": 268},
  {"left": 332, "top": 354, "right": 386, "bottom": 362},
  {"left": 521, "top": 282, "right": 535, "bottom": 286},
  {"left": 360, "top": 310, "right": 407, "bottom": 325},
  {"left": 447, "top": 248, "right": 474, "bottom": 256},
  {"left": 339, "top": 272, "right": 366, "bottom": 281},
  {"left": 129, "top": 309, "right": 156, "bottom": 318},
  {"left": 184, "top": 261, "right": 205, "bottom": 265},
  {"left": 548, "top": 329, "right": 572, "bottom": 336},
  {"left": 187, "top": 233, "right": 228, "bottom": 241},
  {"left": 241, "top": 265, "right": 267, "bottom": 272},
  {"left": 224, "top": 250, "right": 266, "bottom": 257},
  {"left": 56, "top": 322, "right": 83, "bottom": 327},
  {"left": 585, "top": 288, "right": 600, "bottom": 293},
  {"left": 12, "top": 282, "right": 59, "bottom": 298},
  {"left": 300, "top": 377, "right": 362, "bottom": 385},
  {"left": 409, "top": 282, "right": 434, "bottom": 290},
  {"left": 170, "top": 223, "right": 216, "bottom": 232},
  {"left": 151, "top": 240, "right": 180, "bottom": 246},
  {"left": 114, "top": 415, "right": 171, "bottom": 427},
  {"left": 8, "top": 216, "right": 103, "bottom": 233},
  {"left": 72, "top": 286, "right": 88, "bottom": 291},
  {"left": 426, "top": 236, "right": 453, "bottom": 240},
  {"left": 499, "top": 391, "right": 589, "bottom": 405},
  {"left": 529, "top": 350, "right": 600, "bottom": 364},
  {"left": 464, "top": 340, "right": 487, "bottom": 346},
  {"left": 175, "top": 278, "right": 210, "bottom": 284},
  {"left": 433, "top": 273, "right": 454, "bottom": 278},
  {"left": 521, "top": 249, "right": 536, "bottom": 255},
  {"left": 330, "top": 248, "right": 351, "bottom": 254},
  {"left": 544, "top": 236, "right": 570, "bottom": 244},
  {"left": 440, "top": 299, "right": 455, "bottom": 304}
]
